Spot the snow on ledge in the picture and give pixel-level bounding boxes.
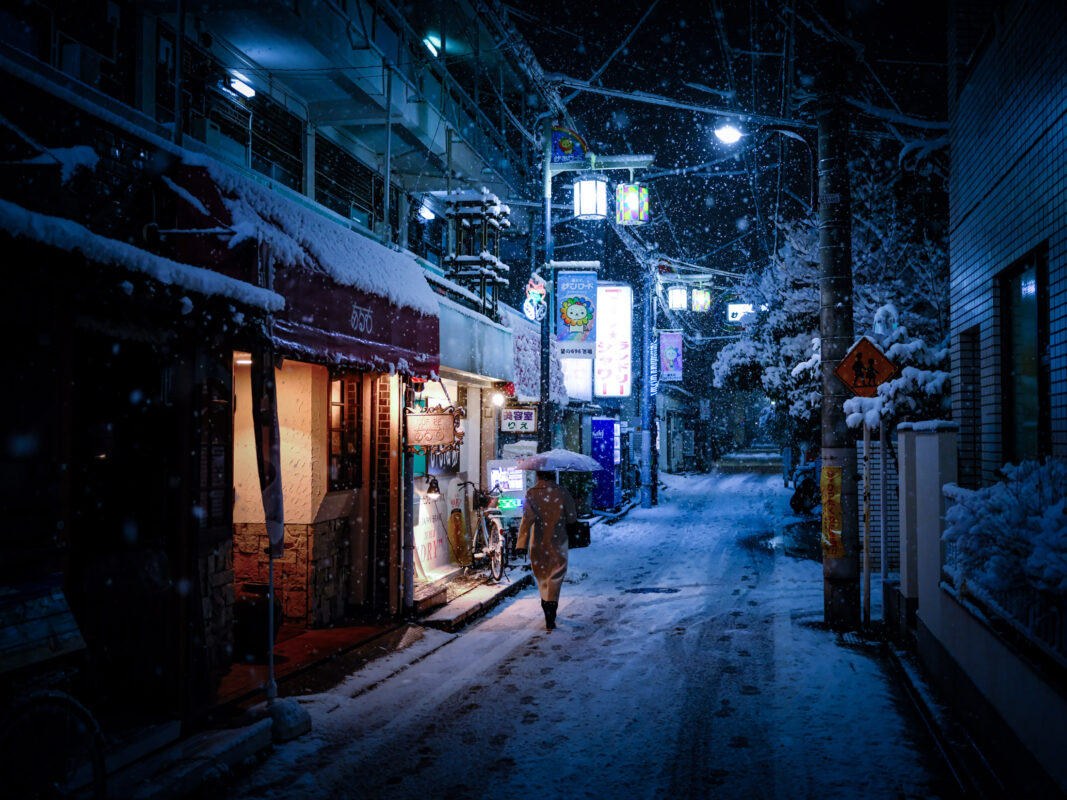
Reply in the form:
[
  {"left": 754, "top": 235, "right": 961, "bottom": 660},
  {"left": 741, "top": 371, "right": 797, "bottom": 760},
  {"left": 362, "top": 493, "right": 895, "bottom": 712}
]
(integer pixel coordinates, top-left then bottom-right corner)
[
  {"left": 897, "top": 420, "right": 958, "bottom": 433},
  {"left": 0, "top": 198, "right": 284, "bottom": 312}
]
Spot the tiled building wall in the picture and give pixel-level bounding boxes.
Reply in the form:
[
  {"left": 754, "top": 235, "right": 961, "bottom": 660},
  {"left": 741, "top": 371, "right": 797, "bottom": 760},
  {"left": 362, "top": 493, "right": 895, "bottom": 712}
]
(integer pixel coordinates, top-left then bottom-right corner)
[{"left": 949, "top": 0, "right": 1067, "bottom": 486}]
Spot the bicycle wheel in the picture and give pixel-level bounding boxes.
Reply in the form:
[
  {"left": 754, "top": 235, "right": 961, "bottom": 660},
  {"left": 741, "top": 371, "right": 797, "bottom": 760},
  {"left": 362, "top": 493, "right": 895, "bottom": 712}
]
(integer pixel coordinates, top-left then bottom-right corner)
[
  {"left": 0, "top": 690, "right": 106, "bottom": 799},
  {"left": 488, "top": 521, "right": 505, "bottom": 581}
]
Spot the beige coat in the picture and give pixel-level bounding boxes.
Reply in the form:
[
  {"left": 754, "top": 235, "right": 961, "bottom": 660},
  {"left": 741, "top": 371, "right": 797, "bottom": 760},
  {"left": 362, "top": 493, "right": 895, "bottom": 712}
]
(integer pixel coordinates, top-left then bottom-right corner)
[{"left": 517, "top": 478, "right": 577, "bottom": 602}]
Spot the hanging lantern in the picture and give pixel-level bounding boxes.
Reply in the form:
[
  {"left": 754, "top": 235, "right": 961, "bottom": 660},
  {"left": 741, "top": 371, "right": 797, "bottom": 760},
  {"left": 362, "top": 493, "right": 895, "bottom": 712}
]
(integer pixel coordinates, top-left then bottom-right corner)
[
  {"left": 573, "top": 174, "right": 608, "bottom": 220},
  {"left": 667, "top": 286, "right": 688, "bottom": 310},
  {"left": 615, "top": 183, "right": 649, "bottom": 225},
  {"left": 691, "top": 288, "right": 711, "bottom": 312}
]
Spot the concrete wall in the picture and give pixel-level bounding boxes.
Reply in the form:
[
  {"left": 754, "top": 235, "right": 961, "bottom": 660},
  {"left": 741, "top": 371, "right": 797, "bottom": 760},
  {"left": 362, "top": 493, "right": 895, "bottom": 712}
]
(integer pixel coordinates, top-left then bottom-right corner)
[
  {"left": 904, "top": 423, "right": 1067, "bottom": 793},
  {"left": 949, "top": 0, "right": 1067, "bottom": 486}
]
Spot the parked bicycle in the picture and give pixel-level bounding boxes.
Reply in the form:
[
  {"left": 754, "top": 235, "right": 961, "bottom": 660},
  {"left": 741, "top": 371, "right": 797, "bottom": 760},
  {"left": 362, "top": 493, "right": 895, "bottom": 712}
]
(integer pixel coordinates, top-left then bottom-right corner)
[
  {"left": 0, "top": 577, "right": 107, "bottom": 799},
  {"left": 456, "top": 481, "right": 509, "bottom": 581}
]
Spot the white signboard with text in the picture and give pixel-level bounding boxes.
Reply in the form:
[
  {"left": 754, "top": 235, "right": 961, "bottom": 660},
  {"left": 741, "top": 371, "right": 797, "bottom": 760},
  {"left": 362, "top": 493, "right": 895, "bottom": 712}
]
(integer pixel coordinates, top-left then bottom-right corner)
[
  {"left": 595, "top": 283, "right": 633, "bottom": 397},
  {"left": 500, "top": 407, "right": 537, "bottom": 433}
]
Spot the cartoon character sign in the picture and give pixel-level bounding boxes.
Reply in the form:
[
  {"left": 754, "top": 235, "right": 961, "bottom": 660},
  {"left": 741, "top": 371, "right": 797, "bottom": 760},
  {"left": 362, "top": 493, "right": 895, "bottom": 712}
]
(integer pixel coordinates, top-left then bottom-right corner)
[
  {"left": 523, "top": 273, "right": 548, "bottom": 321},
  {"left": 555, "top": 271, "right": 598, "bottom": 359},
  {"left": 560, "top": 297, "right": 594, "bottom": 334},
  {"left": 659, "top": 331, "right": 683, "bottom": 381}
]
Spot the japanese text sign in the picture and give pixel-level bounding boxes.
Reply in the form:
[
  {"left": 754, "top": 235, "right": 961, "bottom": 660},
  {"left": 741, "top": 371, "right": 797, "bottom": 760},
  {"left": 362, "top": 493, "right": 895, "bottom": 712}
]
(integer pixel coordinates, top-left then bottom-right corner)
[
  {"left": 500, "top": 408, "right": 537, "bottom": 433},
  {"left": 659, "top": 331, "right": 683, "bottom": 382},
  {"left": 595, "top": 284, "right": 633, "bottom": 397},
  {"left": 556, "top": 271, "right": 597, "bottom": 359}
]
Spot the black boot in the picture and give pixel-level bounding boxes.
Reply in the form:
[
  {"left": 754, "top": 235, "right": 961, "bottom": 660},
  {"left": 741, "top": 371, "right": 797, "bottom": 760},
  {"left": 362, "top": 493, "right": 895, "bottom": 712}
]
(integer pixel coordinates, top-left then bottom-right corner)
[{"left": 541, "top": 600, "right": 558, "bottom": 630}]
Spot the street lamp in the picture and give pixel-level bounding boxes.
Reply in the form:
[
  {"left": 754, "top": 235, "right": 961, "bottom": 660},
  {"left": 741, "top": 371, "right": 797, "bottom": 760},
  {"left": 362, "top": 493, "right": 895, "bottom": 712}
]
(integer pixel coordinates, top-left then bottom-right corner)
[
  {"left": 714, "top": 124, "right": 743, "bottom": 144},
  {"left": 667, "top": 286, "right": 688, "bottom": 310},
  {"left": 538, "top": 118, "right": 653, "bottom": 453},
  {"left": 615, "top": 183, "right": 649, "bottom": 225},
  {"left": 573, "top": 174, "right": 608, "bottom": 220}
]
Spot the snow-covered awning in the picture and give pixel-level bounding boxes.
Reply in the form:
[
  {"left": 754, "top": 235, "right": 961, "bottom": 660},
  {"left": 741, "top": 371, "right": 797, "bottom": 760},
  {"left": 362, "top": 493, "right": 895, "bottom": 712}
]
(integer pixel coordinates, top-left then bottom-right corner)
[
  {"left": 168, "top": 162, "right": 440, "bottom": 378},
  {"left": 0, "top": 198, "right": 284, "bottom": 312}
]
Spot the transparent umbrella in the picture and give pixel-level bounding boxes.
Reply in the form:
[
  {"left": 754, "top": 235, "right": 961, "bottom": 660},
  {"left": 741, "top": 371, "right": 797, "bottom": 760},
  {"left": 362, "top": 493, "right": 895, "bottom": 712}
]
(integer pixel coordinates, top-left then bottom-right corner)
[{"left": 516, "top": 448, "right": 602, "bottom": 472}]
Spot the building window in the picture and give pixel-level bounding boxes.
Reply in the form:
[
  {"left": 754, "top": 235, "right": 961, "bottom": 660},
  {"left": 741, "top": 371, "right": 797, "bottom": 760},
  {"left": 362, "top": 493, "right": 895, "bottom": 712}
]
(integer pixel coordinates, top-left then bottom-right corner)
[
  {"left": 328, "top": 375, "right": 362, "bottom": 491},
  {"left": 957, "top": 326, "right": 982, "bottom": 488},
  {"left": 1000, "top": 247, "right": 1049, "bottom": 464}
]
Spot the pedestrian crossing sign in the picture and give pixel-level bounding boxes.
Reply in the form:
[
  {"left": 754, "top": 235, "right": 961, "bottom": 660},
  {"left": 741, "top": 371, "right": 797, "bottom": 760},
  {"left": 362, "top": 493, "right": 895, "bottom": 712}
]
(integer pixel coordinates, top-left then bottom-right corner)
[{"left": 834, "top": 336, "right": 898, "bottom": 398}]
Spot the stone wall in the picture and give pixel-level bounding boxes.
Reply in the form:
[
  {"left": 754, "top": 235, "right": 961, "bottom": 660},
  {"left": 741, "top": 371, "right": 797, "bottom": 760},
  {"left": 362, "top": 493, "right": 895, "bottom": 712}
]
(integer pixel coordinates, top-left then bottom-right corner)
[
  {"left": 232, "top": 519, "right": 350, "bottom": 628},
  {"left": 199, "top": 539, "right": 234, "bottom": 672}
]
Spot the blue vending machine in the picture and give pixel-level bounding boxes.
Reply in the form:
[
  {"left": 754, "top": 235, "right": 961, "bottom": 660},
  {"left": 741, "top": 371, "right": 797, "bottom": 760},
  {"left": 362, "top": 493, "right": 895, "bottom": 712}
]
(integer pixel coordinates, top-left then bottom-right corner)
[{"left": 591, "top": 418, "right": 622, "bottom": 509}]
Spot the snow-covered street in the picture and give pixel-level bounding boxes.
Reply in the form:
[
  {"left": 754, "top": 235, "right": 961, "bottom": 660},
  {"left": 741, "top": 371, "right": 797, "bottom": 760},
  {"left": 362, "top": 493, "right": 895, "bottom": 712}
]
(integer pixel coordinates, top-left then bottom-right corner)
[{"left": 224, "top": 473, "right": 953, "bottom": 799}]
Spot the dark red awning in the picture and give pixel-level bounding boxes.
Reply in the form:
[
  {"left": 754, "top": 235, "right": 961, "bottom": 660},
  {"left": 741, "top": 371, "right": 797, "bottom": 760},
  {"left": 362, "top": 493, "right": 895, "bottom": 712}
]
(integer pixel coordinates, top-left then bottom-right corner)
[{"left": 168, "top": 164, "right": 439, "bottom": 378}]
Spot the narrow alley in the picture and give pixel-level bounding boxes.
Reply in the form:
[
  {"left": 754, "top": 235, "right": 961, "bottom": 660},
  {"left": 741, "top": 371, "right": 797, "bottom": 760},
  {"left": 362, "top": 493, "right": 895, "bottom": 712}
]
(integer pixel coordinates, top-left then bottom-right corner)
[{"left": 222, "top": 473, "right": 956, "bottom": 799}]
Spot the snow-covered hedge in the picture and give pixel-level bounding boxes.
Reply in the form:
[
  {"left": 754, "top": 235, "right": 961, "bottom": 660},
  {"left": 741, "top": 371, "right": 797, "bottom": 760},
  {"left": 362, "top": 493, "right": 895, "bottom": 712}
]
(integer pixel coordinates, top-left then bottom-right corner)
[{"left": 942, "top": 458, "right": 1067, "bottom": 596}]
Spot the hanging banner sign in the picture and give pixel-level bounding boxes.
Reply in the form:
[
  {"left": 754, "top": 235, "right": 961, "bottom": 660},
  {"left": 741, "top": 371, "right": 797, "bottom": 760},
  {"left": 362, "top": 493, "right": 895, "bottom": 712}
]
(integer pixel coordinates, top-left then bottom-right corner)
[
  {"left": 821, "top": 466, "right": 846, "bottom": 558},
  {"left": 406, "top": 405, "right": 465, "bottom": 454},
  {"left": 594, "top": 284, "right": 633, "bottom": 397},
  {"left": 556, "top": 271, "right": 597, "bottom": 359},
  {"left": 659, "top": 331, "right": 683, "bottom": 382},
  {"left": 551, "top": 126, "right": 589, "bottom": 164}
]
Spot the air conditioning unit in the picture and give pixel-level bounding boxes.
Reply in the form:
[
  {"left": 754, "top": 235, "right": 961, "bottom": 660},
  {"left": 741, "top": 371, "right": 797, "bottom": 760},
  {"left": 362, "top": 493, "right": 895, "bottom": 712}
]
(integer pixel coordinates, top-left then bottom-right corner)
[{"left": 191, "top": 117, "right": 248, "bottom": 167}]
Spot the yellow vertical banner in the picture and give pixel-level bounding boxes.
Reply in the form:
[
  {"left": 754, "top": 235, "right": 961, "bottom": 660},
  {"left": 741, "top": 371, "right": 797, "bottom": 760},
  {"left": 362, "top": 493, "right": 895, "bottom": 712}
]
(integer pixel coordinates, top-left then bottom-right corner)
[{"left": 821, "top": 466, "right": 846, "bottom": 558}]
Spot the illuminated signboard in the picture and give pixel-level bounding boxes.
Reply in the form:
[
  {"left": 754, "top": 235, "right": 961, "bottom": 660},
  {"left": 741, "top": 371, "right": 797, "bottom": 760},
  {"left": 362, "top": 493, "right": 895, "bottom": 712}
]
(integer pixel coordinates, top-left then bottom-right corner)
[
  {"left": 489, "top": 466, "right": 525, "bottom": 491},
  {"left": 595, "top": 284, "right": 633, "bottom": 397},
  {"left": 692, "top": 288, "right": 711, "bottom": 312},
  {"left": 561, "top": 357, "right": 593, "bottom": 402},
  {"left": 497, "top": 497, "right": 524, "bottom": 511},
  {"left": 727, "top": 303, "right": 755, "bottom": 323}
]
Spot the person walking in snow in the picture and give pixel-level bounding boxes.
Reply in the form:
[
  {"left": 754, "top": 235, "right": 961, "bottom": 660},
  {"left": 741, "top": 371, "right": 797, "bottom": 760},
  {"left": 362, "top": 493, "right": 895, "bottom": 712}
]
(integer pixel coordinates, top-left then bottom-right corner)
[{"left": 515, "top": 470, "right": 577, "bottom": 630}]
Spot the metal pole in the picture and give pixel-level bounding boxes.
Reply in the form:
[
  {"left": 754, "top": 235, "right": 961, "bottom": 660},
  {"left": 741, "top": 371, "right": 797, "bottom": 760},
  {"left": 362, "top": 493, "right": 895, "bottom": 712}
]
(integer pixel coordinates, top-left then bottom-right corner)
[
  {"left": 267, "top": 553, "right": 277, "bottom": 702},
  {"left": 173, "top": 0, "right": 183, "bottom": 146},
  {"left": 863, "top": 423, "right": 871, "bottom": 628},
  {"left": 879, "top": 419, "right": 888, "bottom": 584},
  {"left": 382, "top": 66, "right": 393, "bottom": 243},
  {"left": 539, "top": 118, "right": 554, "bottom": 452},
  {"left": 640, "top": 269, "right": 653, "bottom": 508},
  {"left": 402, "top": 385, "right": 414, "bottom": 614}
]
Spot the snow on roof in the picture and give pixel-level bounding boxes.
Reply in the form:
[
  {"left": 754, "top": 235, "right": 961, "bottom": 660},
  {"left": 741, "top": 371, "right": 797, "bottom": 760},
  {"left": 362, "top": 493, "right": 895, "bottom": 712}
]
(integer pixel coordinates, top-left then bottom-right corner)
[
  {"left": 186, "top": 158, "right": 439, "bottom": 318},
  {"left": 0, "top": 198, "right": 284, "bottom": 312}
]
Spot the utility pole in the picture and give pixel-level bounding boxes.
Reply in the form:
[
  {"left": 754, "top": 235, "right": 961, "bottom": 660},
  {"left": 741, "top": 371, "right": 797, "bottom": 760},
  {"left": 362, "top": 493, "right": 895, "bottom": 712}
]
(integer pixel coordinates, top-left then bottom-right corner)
[
  {"left": 640, "top": 268, "right": 654, "bottom": 508},
  {"left": 818, "top": 25, "right": 860, "bottom": 629},
  {"left": 539, "top": 118, "right": 555, "bottom": 453}
]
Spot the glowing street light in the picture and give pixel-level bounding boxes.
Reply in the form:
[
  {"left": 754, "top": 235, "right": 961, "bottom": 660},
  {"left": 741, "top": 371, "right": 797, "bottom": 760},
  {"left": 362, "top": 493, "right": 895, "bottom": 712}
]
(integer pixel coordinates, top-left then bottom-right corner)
[
  {"left": 714, "top": 124, "right": 742, "bottom": 144},
  {"left": 615, "top": 182, "right": 649, "bottom": 225},
  {"left": 667, "top": 286, "right": 688, "bottom": 310},
  {"left": 230, "top": 72, "right": 256, "bottom": 98},
  {"left": 691, "top": 288, "right": 711, "bottom": 312},
  {"left": 573, "top": 174, "right": 608, "bottom": 220}
]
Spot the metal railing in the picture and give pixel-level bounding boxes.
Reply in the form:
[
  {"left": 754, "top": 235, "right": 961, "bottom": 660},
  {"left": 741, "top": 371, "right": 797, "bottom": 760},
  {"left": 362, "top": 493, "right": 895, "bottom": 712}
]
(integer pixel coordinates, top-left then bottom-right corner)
[{"left": 943, "top": 542, "right": 1066, "bottom": 667}]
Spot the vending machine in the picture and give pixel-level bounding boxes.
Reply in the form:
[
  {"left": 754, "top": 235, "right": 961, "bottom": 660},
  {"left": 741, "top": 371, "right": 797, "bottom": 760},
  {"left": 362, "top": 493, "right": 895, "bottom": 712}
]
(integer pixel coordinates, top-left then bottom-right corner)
[
  {"left": 591, "top": 417, "right": 622, "bottom": 509},
  {"left": 486, "top": 459, "right": 534, "bottom": 526}
]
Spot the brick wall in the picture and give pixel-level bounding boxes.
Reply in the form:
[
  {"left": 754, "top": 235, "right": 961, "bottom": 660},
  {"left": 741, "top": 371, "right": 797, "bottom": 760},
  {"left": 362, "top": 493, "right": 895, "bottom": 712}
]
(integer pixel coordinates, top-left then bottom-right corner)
[{"left": 949, "top": 0, "right": 1067, "bottom": 485}]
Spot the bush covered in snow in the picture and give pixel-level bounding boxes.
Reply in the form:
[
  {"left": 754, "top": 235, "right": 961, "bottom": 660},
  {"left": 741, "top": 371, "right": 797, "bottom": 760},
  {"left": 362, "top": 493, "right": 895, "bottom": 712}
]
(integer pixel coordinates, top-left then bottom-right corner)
[
  {"left": 942, "top": 458, "right": 1067, "bottom": 596},
  {"left": 843, "top": 304, "right": 950, "bottom": 431},
  {"left": 711, "top": 148, "right": 949, "bottom": 449}
]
